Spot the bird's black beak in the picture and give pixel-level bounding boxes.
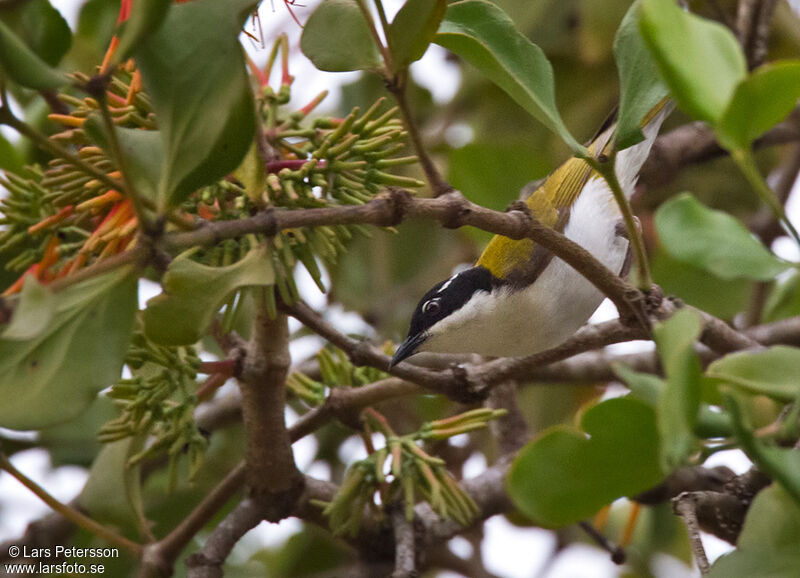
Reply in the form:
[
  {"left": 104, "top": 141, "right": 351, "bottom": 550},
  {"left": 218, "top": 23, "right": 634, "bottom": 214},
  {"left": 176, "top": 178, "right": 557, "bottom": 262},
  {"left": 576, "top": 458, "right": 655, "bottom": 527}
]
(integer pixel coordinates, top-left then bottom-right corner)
[{"left": 389, "top": 333, "right": 427, "bottom": 369}]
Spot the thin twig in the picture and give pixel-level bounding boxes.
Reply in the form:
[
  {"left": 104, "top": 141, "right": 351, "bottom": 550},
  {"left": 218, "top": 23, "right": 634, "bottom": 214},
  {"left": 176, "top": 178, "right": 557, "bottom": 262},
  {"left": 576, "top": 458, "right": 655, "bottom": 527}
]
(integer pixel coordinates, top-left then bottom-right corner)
[
  {"left": 673, "top": 492, "right": 711, "bottom": 575},
  {"left": 391, "top": 507, "right": 418, "bottom": 578},
  {"left": 0, "top": 453, "right": 142, "bottom": 556},
  {"left": 586, "top": 152, "right": 652, "bottom": 289},
  {"left": 167, "top": 189, "right": 646, "bottom": 325},
  {"left": 578, "top": 521, "right": 626, "bottom": 565}
]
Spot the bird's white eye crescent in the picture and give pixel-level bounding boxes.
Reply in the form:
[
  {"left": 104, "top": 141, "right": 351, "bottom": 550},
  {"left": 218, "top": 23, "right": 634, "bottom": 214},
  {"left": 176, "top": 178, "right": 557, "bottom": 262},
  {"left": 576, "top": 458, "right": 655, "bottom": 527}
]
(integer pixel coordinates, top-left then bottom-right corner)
[{"left": 423, "top": 299, "right": 441, "bottom": 315}]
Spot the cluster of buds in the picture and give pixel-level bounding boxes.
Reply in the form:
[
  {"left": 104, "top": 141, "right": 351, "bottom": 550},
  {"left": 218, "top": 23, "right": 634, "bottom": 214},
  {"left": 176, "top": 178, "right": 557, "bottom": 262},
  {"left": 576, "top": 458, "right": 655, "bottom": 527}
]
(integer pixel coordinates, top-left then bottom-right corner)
[
  {"left": 0, "top": 67, "right": 148, "bottom": 294},
  {"left": 99, "top": 331, "right": 207, "bottom": 486},
  {"left": 321, "top": 408, "right": 506, "bottom": 535},
  {"left": 286, "top": 345, "right": 392, "bottom": 406}
]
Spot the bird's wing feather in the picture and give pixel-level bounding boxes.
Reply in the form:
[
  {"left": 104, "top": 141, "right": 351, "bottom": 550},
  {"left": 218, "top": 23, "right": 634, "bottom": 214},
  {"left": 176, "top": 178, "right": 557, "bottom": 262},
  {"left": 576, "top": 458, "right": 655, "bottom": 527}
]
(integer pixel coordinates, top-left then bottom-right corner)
[{"left": 475, "top": 99, "right": 668, "bottom": 287}]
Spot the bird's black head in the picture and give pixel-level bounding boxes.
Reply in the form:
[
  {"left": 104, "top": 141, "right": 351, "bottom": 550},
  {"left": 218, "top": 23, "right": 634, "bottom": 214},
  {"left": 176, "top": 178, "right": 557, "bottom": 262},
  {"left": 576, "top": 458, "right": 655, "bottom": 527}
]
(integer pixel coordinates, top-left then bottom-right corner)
[{"left": 390, "top": 266, "right": 501, "bottom": 368}]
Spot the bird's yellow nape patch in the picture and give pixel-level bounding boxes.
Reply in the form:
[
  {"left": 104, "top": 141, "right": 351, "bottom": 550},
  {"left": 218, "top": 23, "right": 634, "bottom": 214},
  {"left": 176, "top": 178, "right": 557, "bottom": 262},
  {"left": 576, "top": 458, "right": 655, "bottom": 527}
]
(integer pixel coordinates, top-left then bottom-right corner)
[{"left": 477, "top": 236, "right": 535, "bottom": 279}]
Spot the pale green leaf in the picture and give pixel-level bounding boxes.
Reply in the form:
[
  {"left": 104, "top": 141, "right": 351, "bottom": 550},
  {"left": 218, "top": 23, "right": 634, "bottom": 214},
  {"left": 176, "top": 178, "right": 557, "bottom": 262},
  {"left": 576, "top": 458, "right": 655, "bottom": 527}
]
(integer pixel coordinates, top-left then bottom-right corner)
[
  {"left": 300, "top": 0, "right": 382, "bottom": 72},
  {"left": 639, "top": 0, "right": 746, "bottom": 123},
  {"left": 0, "top": 269, "right": 137, "bottom": 430},
  {"left": 655, "top": 193, "right": 789, "bottom": 280},
  {"left": 143, "top": 246, "right": 275, "bottom": 345},
  {"left": 434, "top": 0, "right": 583, "bottom": 154},
  {"left": 613, "top": 0, "right": 669, "bottom": 149}
]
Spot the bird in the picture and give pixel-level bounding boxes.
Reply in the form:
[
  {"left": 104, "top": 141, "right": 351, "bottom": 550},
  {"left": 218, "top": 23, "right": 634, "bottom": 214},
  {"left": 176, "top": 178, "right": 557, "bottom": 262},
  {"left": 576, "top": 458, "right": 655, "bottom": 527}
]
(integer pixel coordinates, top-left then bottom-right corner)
[{"left": 390, "top": 103, "right": 672, "bottom": 368}]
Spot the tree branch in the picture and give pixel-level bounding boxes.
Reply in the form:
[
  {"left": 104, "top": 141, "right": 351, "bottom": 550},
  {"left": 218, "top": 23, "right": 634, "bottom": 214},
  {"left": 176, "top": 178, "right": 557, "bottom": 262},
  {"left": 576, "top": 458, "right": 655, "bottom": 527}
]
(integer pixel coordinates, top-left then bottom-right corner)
[
  {"left": 238, "top": 310, "right": 304, "bottom": 512},
  {"left": 184, "top": 497, "right": 265, "bottom": 578},
  {"left": 391, "top": 507, "right": 418, "bottom": 578},
  {"left": 166, "top": 189, "right": 648, "bottom": 326},
  {"left": 639, "top": 114, "right": 800, "bottom": 190}
]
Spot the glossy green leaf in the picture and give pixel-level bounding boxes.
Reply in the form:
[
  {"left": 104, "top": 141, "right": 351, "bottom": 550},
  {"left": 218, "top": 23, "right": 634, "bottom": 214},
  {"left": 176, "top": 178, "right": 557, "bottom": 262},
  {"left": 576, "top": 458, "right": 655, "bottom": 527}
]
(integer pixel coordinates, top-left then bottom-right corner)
[
  {"left": 0, "top": 0, "right": 72, "bottom": 66},
  {"left": 613, "top": 0, "right": 669, "bottom": 149},
  {"left": 143, "top": 246, "right": 275, "bottom": 345},
  {"left": 300, "top": 0, "right": 382, "bottom": 72},
  {"left": 639, "top": 0, "right": 746, "bottom": 123},
  {"left": 718, "top": 61, "right": 800, "bottom": 151},
  {"left": 709, "top": 485, "right": 800, "bottom": 578},
  {"left": 764, "top": 270, "right": 800, "bottom": 323},
  {"left": 79, "top": 436, "right": 147, "bottom": 534},
  {"left": 653, "top": 309, "right": 702, "bottom": 470},
  {"left": 725, "top": 393, "right": 800, "bottom": 504},
  {"left": 388, "top": 0, "right": 446, "bottom": 71},
  {"left": 507, "top": 397, "right": 662, "bottom": 527},
  {"left": 708, "top": 346, "right": 800, "bottom": 401},
  {"left": 84, "top": 114, "right": 162, "bottom": 203},
  {"left": 133, "top": 0, "right": 256, "bottom": 209},
  {"left": 113, "top": 0, "right": 170, "bottom": 63},
  {"left": 435, "top": 0, "right": 583, "bottom": 154},
  {"left": 0, "top": 269, "right": 137, "bottom": 430},
  {"left": 0, "top": 19, "right": 67, "bottom": 90},
  {"left": 655, "top": 193, "right": 789, "bottom": 280}
]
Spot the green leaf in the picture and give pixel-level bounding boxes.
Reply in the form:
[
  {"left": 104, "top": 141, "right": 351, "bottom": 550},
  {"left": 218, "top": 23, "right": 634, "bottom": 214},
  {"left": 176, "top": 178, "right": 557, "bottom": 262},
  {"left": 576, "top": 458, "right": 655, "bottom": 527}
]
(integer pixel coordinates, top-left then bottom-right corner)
[
  {"left": 388, "top": 0, "right": 446, "bottom": 71},
  {"left": 0, "top": 133, "right": 23, "bottom": 173},
  {"left": 655, "top": 193, "right": 789, "bottom": 280},
  {"left": 653, "top": 309, "right": 702, "bottom": 470},
  {"left": 639, "top": 0, "right": 746, "bottom": 124},
  {"left": 113, "top": 0, "right": 171, "bottom": 63},
  {"left": 143, "top": 246, "right": 275, "bottom": 345},
  {"left": 39, "top": 395, "right": 117, "bottom": 467},
  {"left": 613, "top": 361, "right": 663, "bottom": 407},
  {"left": 0, "top": 19, "right": 67, "bottom": 90},
  {"left": 507, "top": 397, "right": 662, "bottom": 527},
  {"left": 0, "top": 269, "right": 137, "bottom": 430},
  {"left": 434, "top": 0, "right": 583, "bottom": 154},
  {"left": 133, "top": 0, "right": 257, "bottom": 209},
  {"left": 84, "top": 114, "right": 162, "bottom": 203},
  {"left": 448, "top": 141, "right": 549, "bottom": 209},
  {"left": 708, "top": 346, "right": 800, "bottom": 401},
  {"left": 0, "top": 0, "right": 72, "bottom": 66},
  {"left": 613, "top": 0, "right": 669, "bottom": 149},
  {"left": 651, "top": 248, "right": 751, "bottom": 319},
  {"left": 79, "top": 436, "right": 148, "bottom": 534},
  {"left": 717, "top": 61, "right": 800, "bottom": 151},
  {"left": 0, "top": 276, "right": 55, "bottom": 340},
  {"left": 709, "top": 485, "right": 800, "bottom": 578},
  {"left": 764, "top": 270, "right": 800, "bottom": 323},
  {"left": 300, "top": 0, "right": 382, "bottom": 72},
  {"left": 614, "top": 362, "right": 733, "bottom": 439},
  {"left": 725, "top": 393, "right": 800, "bottom": 505}
]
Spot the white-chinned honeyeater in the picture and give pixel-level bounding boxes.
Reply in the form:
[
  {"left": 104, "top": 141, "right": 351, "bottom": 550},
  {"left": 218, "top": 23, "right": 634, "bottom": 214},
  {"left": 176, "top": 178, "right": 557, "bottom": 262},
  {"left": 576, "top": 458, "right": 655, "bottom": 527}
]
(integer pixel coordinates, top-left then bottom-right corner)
[{"left": 391, "top": 103, "right": 672, "bottom": 367}]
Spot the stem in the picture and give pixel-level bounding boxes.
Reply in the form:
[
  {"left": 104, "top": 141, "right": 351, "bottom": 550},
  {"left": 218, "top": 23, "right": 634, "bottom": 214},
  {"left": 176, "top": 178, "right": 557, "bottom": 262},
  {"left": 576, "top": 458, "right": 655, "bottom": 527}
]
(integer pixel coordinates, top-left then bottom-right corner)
[
  {"left": 96, "top": 87, "right": 153, "bottom": 232},
  {"left": 353, "top": 0, "right": 393, "bottom": 71},
  {"left": 390, "top": 83, "right": 452, "bottom": 196},
  {"left": 0, "top": 106, "right": 124, "bottom": 193},
  {"left": 732, "top": 148, "right": 800, "bottom": 246},
  {"left": 373, "top": 0, "right": 393, "bottom": 56},
  {"left": 587, "top": 152, "right": 653, "bottom": 290},
  {"left": 0, "top": 453, "right": 143, "bottom": 556},
  {"left": 0, "top": 103, "right": 195, "bottom": 231}
]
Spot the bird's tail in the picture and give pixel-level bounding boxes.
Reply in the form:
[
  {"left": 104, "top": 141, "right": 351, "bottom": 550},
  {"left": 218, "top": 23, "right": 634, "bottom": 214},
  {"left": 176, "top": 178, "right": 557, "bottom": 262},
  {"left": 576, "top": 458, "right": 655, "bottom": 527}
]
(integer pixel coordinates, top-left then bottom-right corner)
[{"left": 615, "top": 98, "right": 674, "bottom": 197}]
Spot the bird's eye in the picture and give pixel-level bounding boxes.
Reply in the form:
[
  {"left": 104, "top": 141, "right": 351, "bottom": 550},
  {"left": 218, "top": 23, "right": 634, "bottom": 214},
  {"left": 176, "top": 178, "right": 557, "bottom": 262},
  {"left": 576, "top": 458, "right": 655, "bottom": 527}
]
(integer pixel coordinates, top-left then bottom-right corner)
[{"left": 423, "top": 299, "right": 441, "bottom": 316}]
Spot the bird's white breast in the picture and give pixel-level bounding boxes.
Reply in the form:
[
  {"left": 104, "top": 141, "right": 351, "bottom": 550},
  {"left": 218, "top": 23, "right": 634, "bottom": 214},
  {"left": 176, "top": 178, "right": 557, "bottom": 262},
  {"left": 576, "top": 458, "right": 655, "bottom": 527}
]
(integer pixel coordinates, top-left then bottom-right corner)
[
  {"left": 422, "top": 177, "right": 627, "bottom": 357},
  {"left": 420, "top": 113, "right": 667, "bottom": 357}
]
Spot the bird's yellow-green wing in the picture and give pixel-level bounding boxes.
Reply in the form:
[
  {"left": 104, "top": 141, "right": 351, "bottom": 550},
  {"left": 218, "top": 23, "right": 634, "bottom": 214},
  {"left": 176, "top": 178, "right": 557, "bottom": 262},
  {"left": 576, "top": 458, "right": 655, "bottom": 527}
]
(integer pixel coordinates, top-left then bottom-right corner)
[{"left": 476, "top": 129, "right": 612, "bottom": 283}]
